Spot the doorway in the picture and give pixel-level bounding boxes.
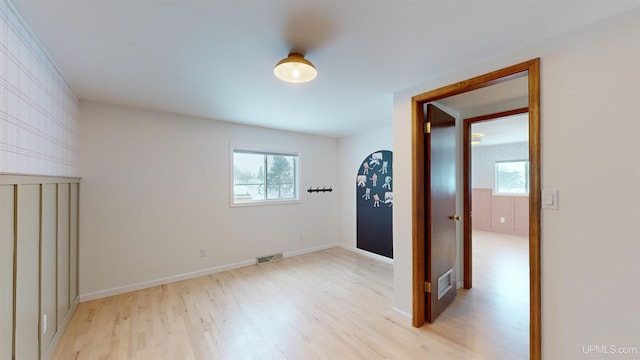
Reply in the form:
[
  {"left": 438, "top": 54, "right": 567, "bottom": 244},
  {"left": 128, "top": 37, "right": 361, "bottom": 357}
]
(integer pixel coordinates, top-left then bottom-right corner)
[
  {"left": 411, "top": 59, "right": 541, "bottom": 360},
  {"left": 468, "top": 110, "right": 531, "bottom": 356},
  {"left": 464, "top": 108, "right": 530, "bottom": 288}
]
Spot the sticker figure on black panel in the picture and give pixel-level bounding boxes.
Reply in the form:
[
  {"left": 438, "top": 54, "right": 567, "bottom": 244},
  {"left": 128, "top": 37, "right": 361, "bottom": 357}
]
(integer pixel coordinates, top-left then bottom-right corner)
[
  {"left": 362, "top": 162, "right": 370, "bottom": 174},
  {"left": 379, "top": 161, "right": 389, "bottom": 174},
  {"left": 385, "top": 192, "right": 393, "bottom": 207},
  {"left": 370, "top": 173, "right": 378, "bottom": 187},
  {"left": 362, "top": 188, "right": 371, "bottom": 200},
  {"left": 373, "top": 193, "right": 381, "bottom": 207},
  {"left": 382, "top": 176, "right": 392, "bottom": 191},
  {"left": 357, "top": 175, "right": 367, "bottom": 187},
  {"left": 369, "top": 152, "right": 383, "bottom": 168}
]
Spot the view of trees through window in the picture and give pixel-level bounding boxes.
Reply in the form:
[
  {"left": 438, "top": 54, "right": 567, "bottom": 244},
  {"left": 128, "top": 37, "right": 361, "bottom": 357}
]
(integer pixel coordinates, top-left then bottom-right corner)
[
  {"left": 495, "top": 160, "right": 529, "bottom": 194},
  {"left": 233, "top": 150, "right": 298, "bottom": 203}
]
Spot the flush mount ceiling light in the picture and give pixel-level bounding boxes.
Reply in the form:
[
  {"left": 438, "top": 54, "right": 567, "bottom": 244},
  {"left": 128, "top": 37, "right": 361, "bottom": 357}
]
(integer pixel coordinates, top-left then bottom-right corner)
[
  {"left": 274, "top": 52, "right": 317, "bottom": 83},
  {"left": 471, "top": 133, "right": 484, "bottom": 144}
]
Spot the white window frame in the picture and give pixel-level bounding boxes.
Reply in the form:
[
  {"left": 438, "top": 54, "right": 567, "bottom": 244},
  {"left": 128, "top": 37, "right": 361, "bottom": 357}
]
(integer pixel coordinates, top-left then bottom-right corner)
[{"left": 230, "top": 144, "right": 300, "bottom": 207}]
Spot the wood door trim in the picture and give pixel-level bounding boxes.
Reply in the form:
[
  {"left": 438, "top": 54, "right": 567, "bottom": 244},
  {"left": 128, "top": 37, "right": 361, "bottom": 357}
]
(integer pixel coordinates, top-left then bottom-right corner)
[
  {"left": 411, "top": 58, "right": 541, "bottom": 360},
  {"left": 462, "top": 107, "right": 529, "bottom": 289},
  {"left": 528, "top": 58, "right": 542, "bottom": 360}
]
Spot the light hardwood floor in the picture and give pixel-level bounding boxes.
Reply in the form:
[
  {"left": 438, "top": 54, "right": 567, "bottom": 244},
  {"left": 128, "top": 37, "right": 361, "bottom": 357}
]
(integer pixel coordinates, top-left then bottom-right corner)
[
  {"left": 53, "top": 234, "right": 528, "bottom": 360},
  {"left": 433, "top": 230, "right": 530, "bottom": 359}
]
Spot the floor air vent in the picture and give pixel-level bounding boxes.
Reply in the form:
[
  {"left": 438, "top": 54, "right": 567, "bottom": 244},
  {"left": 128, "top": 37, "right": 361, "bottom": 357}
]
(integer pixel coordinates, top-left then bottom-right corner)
[{"left": 256, "top": 252, "right": 283, "bottom": 264}]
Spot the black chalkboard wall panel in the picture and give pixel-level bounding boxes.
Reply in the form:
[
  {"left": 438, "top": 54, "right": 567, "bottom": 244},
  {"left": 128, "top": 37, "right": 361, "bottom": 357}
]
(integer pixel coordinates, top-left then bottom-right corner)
[{"left": 356, "top": 150, "right": 393, "bottom": 258}]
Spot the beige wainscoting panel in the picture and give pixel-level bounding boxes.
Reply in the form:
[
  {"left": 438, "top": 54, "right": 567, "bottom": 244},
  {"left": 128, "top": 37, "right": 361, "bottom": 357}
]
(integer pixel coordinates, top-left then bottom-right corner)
[
  {"left": 0, "top": 185, "right": 14, "bottom": 360},
  {"left": 491, "top": 195, "right": 514, "bottom": 233},
  {"left": 513, "top": 196, "right": 530, "bottom": 237},
  {"left": 70, "top": 183, "right": 79, "bottom": 303},
  {"left": 471, "top": 188, "right": 492, "bottom": 230},
  {"left": 473, "top": 187, "right": 529, "bottom": 237},
  {"left": 15, "top": 184, "right": 40, "bottom": 360},
  {"left": 0, "top": 175, "right": 79, "bottom": 360},
  {"left": 57, "top": 184, "right": 70, "bottom": 327},
  {"left": 41, "top": 184, "right": 58, "bottom": 357}
]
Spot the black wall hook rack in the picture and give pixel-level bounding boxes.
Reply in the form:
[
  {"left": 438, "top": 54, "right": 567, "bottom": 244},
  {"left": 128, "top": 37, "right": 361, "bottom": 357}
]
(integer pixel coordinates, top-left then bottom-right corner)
[{"left": 307, "top": 186, "right": 333, "bottom": 193}]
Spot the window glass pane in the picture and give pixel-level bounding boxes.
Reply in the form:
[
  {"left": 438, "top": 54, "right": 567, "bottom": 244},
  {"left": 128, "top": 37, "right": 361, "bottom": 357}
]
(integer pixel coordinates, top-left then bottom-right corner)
[
  {"left": 232, "top": 149, "right": 298, "bottom": 204},
  {"left": 495, "top": 160, "right": 529, "bottom": 194},
  {"left": 266, "top": 154, "right": 296, "bottom": 200},
  {"left": 233, "top": 152, "right": 265, "bottom": 203}
]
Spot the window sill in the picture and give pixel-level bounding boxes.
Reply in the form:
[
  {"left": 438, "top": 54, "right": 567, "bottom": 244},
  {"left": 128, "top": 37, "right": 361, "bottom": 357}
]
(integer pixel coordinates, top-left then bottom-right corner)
[
  {"left": 492, "top": 193, "right": 529, "bottom": 197},
  {"left": 230, "top": 199, "right": 301, "bottom": 208}
]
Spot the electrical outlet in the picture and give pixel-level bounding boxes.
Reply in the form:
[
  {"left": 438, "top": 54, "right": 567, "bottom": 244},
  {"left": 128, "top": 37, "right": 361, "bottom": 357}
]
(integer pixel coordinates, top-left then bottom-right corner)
[
  {"left": 42, "top": 314, "right": 47, "bottom": 334},
  {"left": 500, "top": 217, "right": 505, "bottom": 223},
  {"left": 199, "top": 248, "right": 206, "bottom": 257}
]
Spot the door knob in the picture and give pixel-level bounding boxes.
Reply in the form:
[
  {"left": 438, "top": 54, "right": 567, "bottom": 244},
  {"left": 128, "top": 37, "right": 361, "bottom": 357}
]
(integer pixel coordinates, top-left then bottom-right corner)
[{"left": 449, "top": 215, "right": 461, "bottom": 221}]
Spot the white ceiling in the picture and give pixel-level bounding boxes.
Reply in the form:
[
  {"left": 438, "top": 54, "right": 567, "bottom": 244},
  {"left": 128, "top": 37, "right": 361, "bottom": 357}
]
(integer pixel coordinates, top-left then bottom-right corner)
[
  {"left": 437, "top": 75, "right": 529, "bottom": 146},
  {"left": 11, "top": 0, "right": 640, "bottom": 137},
  {"left": 471, "top": 113, "right": 529, "bottom": 147}
]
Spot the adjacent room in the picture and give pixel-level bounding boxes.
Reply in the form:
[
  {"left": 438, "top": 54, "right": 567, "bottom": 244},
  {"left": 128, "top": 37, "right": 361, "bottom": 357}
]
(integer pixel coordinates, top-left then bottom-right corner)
[
  {"left": 469, "top": 113, "right": 531, "bottom": 355},
  {"left": 1, "top": 1, "right": 640, "bottom": 359}
]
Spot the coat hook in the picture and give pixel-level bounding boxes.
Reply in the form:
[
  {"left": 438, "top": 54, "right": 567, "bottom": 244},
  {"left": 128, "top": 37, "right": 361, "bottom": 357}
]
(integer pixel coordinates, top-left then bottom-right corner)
[{"left": 307, "top": 186, "right": 333, "bottom": 193}]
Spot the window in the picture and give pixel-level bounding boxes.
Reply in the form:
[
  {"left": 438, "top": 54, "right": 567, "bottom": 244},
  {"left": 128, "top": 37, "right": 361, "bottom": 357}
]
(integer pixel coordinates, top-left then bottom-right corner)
[
  {"left": 232, "top": 148, "right": 299, "bottom": 205},
  {"left": 495, "top": 160, "right": 529, "bottom": 195}
]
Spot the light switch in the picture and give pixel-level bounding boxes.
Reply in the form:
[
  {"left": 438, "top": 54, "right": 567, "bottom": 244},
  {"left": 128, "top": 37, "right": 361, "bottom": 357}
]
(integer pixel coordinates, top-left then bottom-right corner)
[{"left": 541, "top": 189, "right": 559, "bottom": 210}]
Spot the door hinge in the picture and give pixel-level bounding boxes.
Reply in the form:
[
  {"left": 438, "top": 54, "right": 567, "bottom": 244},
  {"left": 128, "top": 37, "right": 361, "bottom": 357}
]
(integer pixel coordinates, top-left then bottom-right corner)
[
  {"left": 425, "top": 281, "right": 431, "bottom": 293},
  {"left": 424, "top": 122, "right": 431, "bottom": 134}
]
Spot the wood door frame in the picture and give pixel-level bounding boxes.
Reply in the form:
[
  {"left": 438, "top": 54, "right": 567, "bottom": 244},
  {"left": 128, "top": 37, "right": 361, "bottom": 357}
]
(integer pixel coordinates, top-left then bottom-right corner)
[
  {"left": 463, "top": 107, "right": 529, "bottom": 289},
  {"left": 411, "top": 58, "right": 541, "bottom": 360}
]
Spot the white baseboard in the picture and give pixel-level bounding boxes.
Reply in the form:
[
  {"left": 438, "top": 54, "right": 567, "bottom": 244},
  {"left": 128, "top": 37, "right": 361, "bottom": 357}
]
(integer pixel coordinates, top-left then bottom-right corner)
[
  {"left": 392, "top": 307, "right": 412, "bottom": 324},
  {"left": 337, "top": 244, "right": 394, "bottom": 264},
  {"left": 80, "top": 243, "right": 338, "bottom": 302},
  {"left": 80, "top": 258, "right": 255, "bottom": 301},
  {"left": 44, "top": 296, "right": 79, "bottom": 360},
  {"left": 284, "top": 242, "right": 338, "bottom": 257}
]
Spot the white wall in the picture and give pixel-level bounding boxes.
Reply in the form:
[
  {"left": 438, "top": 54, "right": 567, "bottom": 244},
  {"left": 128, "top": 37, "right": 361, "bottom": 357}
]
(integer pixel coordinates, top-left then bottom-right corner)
[
  {"left": 79, "top": 102, "right": 339, "bottom": 299},
  {"left": 337, "top": 126, "right": 392, "bottom": 256},
  {"left": 0, "top": 0, "right": 78, "bottom": 177},
  {"left": 393, "top": 8, "right": 640, "bottom": 358}
]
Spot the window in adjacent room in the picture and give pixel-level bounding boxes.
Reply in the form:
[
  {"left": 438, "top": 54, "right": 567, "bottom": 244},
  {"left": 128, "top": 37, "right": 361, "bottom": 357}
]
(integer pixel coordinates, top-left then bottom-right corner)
[
  {"left": 495, "top": 160, "right": 529, "bottom": 195},
  {"left": 231, "top": 148, "right": 299, "bottom": 205}
]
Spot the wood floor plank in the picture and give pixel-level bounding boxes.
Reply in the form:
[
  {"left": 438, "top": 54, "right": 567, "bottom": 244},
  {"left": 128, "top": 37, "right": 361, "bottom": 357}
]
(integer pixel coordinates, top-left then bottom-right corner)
[{"left": 53, "top": 242, "right": 526, "bottom": 359}]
